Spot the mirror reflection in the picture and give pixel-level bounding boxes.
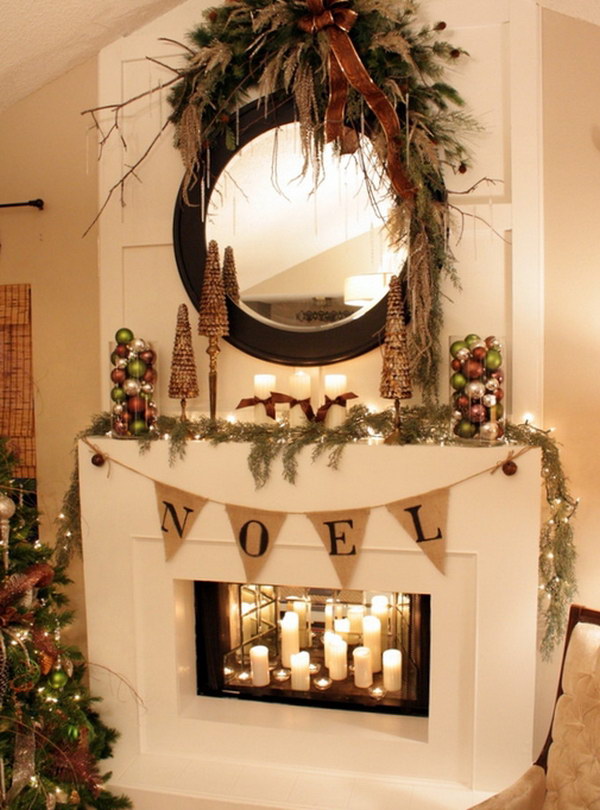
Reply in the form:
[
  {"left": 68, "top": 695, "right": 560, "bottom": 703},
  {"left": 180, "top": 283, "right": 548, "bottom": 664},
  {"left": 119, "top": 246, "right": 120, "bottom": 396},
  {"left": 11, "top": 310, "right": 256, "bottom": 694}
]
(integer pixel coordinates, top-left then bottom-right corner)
[{"left": 206, "top": 123, "right": 402, "bottom": 332}]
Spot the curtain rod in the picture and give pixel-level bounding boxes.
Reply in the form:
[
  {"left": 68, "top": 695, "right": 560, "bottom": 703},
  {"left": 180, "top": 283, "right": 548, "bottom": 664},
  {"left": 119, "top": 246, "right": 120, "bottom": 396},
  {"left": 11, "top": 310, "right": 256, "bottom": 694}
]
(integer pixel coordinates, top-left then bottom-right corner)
[{"left": 0, "top": 199, "right": 44, "bottom": 210}]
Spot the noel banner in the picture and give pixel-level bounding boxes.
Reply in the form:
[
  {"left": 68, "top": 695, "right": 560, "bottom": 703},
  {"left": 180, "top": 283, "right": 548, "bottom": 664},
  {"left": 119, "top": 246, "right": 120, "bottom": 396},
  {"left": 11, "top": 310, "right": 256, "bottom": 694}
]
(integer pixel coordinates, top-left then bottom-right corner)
[{"left": 155, "top": 483, "right": 449, "bottom": 584}]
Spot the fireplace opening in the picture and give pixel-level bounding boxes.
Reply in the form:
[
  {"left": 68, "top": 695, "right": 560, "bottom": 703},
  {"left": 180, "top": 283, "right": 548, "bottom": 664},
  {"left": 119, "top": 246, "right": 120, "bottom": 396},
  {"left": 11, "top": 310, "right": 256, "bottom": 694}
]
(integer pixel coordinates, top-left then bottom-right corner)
[{"left": 194, "top": 582, "right": 430, "bottom": 716}]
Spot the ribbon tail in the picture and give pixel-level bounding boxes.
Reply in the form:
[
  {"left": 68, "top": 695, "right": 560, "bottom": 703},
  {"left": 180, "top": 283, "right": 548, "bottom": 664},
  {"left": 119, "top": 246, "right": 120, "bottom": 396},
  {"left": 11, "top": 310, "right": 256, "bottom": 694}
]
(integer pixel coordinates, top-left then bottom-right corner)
[
  {"left": 325, "top": 54, "right": 359, "bottom": 154},
  {"left": 327, "top": 27, "right": 414, "bottom": 201}
]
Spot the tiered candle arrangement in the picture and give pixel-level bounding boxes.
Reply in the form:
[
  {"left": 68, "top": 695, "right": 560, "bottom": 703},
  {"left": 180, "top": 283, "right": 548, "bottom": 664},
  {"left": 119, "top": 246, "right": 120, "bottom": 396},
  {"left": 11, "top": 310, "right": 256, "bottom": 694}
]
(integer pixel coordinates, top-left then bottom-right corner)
[
  {"left": 449, "top": 333, "right": 505, "bottom": 442},
  {"left": 110, "top": 327, "right": 158, "bottom": 437}
]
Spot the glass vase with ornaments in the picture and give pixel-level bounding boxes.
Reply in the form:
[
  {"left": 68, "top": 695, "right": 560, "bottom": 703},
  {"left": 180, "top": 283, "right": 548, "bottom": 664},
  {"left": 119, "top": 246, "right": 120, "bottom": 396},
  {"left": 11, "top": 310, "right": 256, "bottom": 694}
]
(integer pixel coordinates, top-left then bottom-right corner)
[
  {"left": 110, "top": 327, "right": 158, "bottom": 438},
  {"left": 449, "top": 333, "right": 505, "bottom": 443}
]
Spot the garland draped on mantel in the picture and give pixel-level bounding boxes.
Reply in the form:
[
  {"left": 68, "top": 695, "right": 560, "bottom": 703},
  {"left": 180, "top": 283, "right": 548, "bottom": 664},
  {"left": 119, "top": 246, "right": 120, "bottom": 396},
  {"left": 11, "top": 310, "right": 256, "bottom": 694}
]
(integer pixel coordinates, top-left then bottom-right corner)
[{"left": 57, "top": 405, "right": 577, "bottom": 658}]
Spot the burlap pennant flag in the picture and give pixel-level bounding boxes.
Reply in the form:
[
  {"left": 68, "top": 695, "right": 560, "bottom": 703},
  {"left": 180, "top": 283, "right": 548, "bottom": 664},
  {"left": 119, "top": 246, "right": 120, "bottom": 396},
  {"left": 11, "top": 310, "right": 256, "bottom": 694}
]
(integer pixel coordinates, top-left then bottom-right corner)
[
  {"left": 386, "top": 487, "right": 449, "bottom": 573},
  {"left": 155, "top": 482, "right": 208, "bottom": 561},
  {"left": 225, "top": 504, "right": 287, "bottom": 581},
  {"left": 306, "top": 508, "right": 369, "bottom": 587}
]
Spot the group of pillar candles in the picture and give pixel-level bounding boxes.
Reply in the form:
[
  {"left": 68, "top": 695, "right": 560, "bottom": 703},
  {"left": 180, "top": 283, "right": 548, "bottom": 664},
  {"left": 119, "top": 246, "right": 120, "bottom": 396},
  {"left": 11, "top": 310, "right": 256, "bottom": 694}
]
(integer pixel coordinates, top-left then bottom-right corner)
[
  {"left": 253, "top": 372, "right": 351, "bottom": 427},
  {"left": 248, "top": 595, "right": 403, "bottom": 694}
]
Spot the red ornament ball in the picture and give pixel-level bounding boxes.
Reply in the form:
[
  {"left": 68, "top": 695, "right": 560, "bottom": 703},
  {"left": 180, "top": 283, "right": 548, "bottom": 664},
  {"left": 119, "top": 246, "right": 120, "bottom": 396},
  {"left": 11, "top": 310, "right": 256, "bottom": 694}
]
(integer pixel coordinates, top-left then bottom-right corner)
[
  {"left": 451, "top": 358, "right": 462, "bottom": 372},
  {"left": 127, "top": 395, "right": 147, "bottom": 414},
  {"left": 142, "top": 368, "right": 157, "bottom": 384},
  {"left": 463, "top": 358, "right": 484, "bottom": 380},
  {"left": 139, "top": 349, "right": 156, "bottom": 365},
  {"left": 469, "top": 404, "right": 487, "bottom": 423},
  {"left": 456, "top": 394, "right": 470, "bottom": 411},
  {"left": 111, "top": 368, "right": 126, "bottom": 384},
  {"left": 472, "top": 346, "right": 487, "bottom": 361},
  {"left": 502, "top": 460, "right": 518, "bottom": 476},
  {"left": 91, "top": 453, "right": 106, "bottom": 467},
  {"left": 114, "top": 343, "right": 129, "bottom": 358}
]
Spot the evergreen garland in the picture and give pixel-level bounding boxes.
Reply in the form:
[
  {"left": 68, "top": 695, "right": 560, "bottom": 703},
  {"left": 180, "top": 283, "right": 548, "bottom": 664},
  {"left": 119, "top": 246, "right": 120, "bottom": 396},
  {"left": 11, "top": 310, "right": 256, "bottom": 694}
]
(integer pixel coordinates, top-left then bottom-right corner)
[
  {"left": 0, "top": 438, "right": 131, "bottom": 810},
  {"left": 167, "top": 0, "right": 477, "bottom": 398}
]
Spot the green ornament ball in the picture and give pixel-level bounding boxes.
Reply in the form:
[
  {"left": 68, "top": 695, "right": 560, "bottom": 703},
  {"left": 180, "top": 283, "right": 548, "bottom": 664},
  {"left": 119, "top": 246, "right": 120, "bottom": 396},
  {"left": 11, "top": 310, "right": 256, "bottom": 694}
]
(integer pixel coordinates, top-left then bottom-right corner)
[
  {"left": 450, "top": 372, "right": 467, "bottom": 391},
  {"left": 464, "top": 333, "right": 480, "bottom": 348},
  {"left": 127, "top": 358, "right": 147, "bottom": 379},
  {"left": 49, "top": 669, "right": 69, "bottom": 689},
  {"left": 455, "top": 419, "right": 477, "bottom": 439},
  {"left": 130, "top": 418, "right": 149, "bottom": 436},
  {"left": 115, "top": 327, "right": 134, "bottom": 345},
  {"left": 485, "top": 349, "right": 502, "bottom": 371},
  {"left": 110, "top": 386, "right": 126, "bottom": 403},
  {"left": 450, "top": 340, "right": 468, "bottom": 358}
]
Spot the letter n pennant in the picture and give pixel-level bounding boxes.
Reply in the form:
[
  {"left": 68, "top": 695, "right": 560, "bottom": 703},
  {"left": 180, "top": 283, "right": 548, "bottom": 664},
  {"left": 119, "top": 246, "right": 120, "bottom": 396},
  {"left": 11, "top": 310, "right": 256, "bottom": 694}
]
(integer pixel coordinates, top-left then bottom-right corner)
[
  {"left": 306, "top": 509, "right": 369, "bottom": 587},
  {"left": 154, "top": 482, "right": 208, "bottom": 561},
  {"left": 225, "top": 505, "right": 287, "bottom": 582},
  {"left": 386, "top": 488, "right": 449, "bottom": 573}
]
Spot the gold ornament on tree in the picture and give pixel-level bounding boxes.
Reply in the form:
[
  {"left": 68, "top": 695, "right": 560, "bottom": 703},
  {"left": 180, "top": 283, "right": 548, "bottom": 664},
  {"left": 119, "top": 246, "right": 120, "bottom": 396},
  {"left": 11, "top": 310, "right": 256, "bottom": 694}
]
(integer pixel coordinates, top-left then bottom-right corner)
[
  {"left": 380, "top": 274, "right": 412, "bottom": 441},
  {"left": 222, "top": 246, "right": 240, "bottom": 305},
  {"left": 169, "top": 303, "right": 200, "bottom": 420},
  {"left": 0, "top": 493, "right": 16, "bottom": 572},
  {"left": 198, "top": 240, "right": 229, "bottom": 420}
]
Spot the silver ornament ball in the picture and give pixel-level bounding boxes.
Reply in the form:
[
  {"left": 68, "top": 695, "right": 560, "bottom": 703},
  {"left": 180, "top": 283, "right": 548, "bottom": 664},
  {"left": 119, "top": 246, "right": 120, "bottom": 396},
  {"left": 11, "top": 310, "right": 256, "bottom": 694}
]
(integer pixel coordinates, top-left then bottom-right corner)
[
  {"left": 116, "top": 358, "right": 128, "bottom": 369},
  {"left": 452, "top": 410, "right": 463, "bottom": 422},
  {"left": 485, "top": 378, "right": 499, "bottom": 392},
  {"left": 141, "top": 382, "right": 154, "bottom": 394},
  {"left": 465, "top": 381, "right": 486, "bottom": 399},
  {"left": 113, "top": 404, "right": 124, "bottom": 415},
  {"left": 128, "top": 338, "right": 147, "bottom": 353},
  {"left": 0, "top": 494, "right": 16, "bottom": 520},
  {"left": 456, "top": 347, "right": 470, "bottom": 362},
  {"left": 122, "top": 378, "right": 141, "bottom": 396},
  {"left": 482, "top": 394, "right": 497, "bottom": 408},
  {"left": 479, "top": 421, "right": 500, "bottom": 441}
]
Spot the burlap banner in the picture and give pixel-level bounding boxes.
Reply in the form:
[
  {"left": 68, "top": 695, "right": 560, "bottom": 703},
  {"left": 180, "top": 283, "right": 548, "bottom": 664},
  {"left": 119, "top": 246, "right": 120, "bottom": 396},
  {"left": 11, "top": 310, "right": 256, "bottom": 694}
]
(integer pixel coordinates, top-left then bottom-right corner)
[
  {"left": 154, "top": 482, "right": 208, "bottom": 561},
  {"left": 386, "top": 487, "right": 449, "bottom": 573},
  {"left": 306, "top": 508, "right": 370, "bottom": 586},
  {"left": 225, "top": 504, "right": 287, "bottom": 581}
]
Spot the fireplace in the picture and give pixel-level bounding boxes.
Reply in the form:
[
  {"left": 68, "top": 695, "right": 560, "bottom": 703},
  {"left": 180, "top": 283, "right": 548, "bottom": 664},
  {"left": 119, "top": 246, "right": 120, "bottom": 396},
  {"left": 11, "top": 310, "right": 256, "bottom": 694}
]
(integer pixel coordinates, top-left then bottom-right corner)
[
  {"left": 195, "top": 581, "right": 430, "bottom": 714},
  {"left": 79, "top": 439, "right": 541, "bottom": 806}
]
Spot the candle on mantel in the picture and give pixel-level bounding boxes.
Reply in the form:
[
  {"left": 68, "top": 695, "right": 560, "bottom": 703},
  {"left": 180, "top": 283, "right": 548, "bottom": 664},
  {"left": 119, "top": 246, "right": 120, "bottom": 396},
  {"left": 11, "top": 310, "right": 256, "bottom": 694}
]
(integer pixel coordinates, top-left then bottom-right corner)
[
  {"left": 324, "top": 601, "right": 334, "bottom": 632},
  {"left": 382, "top": 648, "right": 402, "bottom": 692},
  {"left": 289, "top": 371, "right": 311, "bottom": 427},
  {"left": 323, "top": 374, "right": 348, "bottom": 428},
  {"left": 280, "top": 610, "right": 300, "bottom": 667},
  {"left": 250, "top": 645, "right": 270, "bottom": 687},
  {"left": 290, "top": 650, "right": 311, "bottom": 691},
  {"left": 323, "top": 630, "right": 337, "bottom": 669},
  {"left": 334, "top": 617, "right": 350, "bottom": 642},
  {"left": 293, "top": 599, "right": 309, "bottom": 647},
  {"left": 370, "top": 595, "right": 389, "bottom": 646},
  {"left": 347, "top": 605, "right": 365, "bottom": 643},
  {"left": 353, "top": 646, "right": 373, "bottom": 688},
  {"left": 253, "top": 374, "right": 276, "bottom": 423},
  {"left": 328, "top": 635, "right": 348, "bottom": 681},
  {"left": 362, "top": 615, "right": 382, "bottom": 673}
]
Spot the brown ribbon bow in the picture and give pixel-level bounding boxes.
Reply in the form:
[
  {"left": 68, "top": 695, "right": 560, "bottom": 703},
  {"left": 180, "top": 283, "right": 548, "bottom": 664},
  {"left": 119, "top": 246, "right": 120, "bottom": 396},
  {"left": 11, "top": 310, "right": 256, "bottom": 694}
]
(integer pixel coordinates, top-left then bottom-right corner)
[
  {"left": 298, "top": 0, "right": 414, "bottom": 201},
  {"left": 236, "top": 395, "right": 277, "bottom": 420},
  {"left": 270, "top": 392, "right": 316, "bottom": 422},
  {"left": 315, "top": 391, "right": 358, "bottom": 422}
]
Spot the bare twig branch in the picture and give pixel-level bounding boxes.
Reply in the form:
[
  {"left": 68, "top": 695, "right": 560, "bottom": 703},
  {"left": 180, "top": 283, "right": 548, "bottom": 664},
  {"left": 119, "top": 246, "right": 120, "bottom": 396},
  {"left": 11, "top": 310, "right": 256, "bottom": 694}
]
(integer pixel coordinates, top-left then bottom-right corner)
[
  {"left": 80, "top": 74, "right": 179, "bottom": 117},
  {"left": 446, "top": 176, "right": 503, "bottom": 195},
  {"left": 146, "top": 55, "right": 184, "bottom": 75},
  {"left": 449, "top": 202, "right": 510, "bottom": 245},
  {"left": 158, "top": 36, "right": 195, "bottom": 54}
]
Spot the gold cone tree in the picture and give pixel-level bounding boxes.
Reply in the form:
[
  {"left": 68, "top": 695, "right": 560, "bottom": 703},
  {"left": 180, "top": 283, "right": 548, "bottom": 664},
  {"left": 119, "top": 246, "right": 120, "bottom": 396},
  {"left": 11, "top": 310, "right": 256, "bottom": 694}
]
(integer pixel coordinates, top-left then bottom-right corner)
[
  {"left": 380, "top": 274, "right": 412, "bottom": 438},
  {"left": 222, "top": 246, "right": 240, "bottom": 305},
  {"left": 169, "top": 303, "right": 200, "bottom": 420},
  {"left": 198, "top": 240, "right": 229, "bottom": 420}
]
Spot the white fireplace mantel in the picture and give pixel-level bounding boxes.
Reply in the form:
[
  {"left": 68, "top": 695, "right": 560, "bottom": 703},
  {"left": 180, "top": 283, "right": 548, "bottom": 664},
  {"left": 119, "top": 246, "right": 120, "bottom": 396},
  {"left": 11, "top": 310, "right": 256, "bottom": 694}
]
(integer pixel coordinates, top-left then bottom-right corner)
[{"left": 79, "top": 439, "right": 541, "bottom": 809}]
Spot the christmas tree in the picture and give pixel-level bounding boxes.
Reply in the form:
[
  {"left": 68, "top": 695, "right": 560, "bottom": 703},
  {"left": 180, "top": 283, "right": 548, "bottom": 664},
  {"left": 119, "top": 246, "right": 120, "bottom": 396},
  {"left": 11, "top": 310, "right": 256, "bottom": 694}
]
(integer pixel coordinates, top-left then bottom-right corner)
[
  {"left": 169, "top": 304, "right": 200, "bottom": 421},
  {"left": 0, "top": 439, "right": 131, "bottom": 810},
  {"left": 222, "top": 247, "right": 240, "bottom": 305},
  {"left": 198, "top": 240, "right": 228, "bottom": 421},
  {"left": 380, "top": 274, "right": 412, "bottom": 437}
]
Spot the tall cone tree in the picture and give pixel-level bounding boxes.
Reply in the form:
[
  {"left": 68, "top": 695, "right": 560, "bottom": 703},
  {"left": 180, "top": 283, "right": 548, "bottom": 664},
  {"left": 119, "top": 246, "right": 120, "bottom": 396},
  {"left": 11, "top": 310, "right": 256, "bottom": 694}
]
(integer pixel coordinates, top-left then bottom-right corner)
[
  {"left": 222, "top": 246, "right": 240, "bottom": 305},
  {"left": 169, "top": 303, "right": 199, "bottom": 420},
  {"left": 198, "top": 240, "right": 228, "bottom": 420},
  {"left": 380, "top": 274, "right": 412, "bottom": 436}
]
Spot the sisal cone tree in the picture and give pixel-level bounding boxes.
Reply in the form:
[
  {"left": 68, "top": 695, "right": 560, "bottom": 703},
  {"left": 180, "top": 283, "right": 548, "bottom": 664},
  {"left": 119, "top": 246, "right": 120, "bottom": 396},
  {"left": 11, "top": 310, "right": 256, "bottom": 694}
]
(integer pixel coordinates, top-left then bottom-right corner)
[
  {"left": 169, "top": 303, "right": 200, "bottom": 420},
  {"left": 222, "top": 246, "right": 240, "bottom": 305},
  {"left": 198, "top": 240, "right": 228, "bottom": 420},
  {"left": 380, "top": 273, "right": 412, "bottom": 441}
]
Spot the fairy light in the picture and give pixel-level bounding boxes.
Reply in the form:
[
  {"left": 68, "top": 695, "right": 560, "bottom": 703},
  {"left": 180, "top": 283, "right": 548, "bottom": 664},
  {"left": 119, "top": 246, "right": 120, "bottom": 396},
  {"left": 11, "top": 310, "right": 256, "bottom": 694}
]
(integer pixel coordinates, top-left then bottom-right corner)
[
  {"left": 522, "top": 412, "right": 535, "bottom": 425},
  {"left": 226, "top": 414, "right": 237, "bottom": 424}
]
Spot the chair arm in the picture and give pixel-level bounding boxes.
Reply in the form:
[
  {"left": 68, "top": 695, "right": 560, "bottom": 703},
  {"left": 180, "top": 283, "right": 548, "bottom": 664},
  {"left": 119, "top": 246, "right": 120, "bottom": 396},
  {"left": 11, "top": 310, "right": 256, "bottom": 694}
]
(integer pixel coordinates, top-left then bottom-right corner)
[{"left": 467, "top": 765, "right": 546, "bottom": 810}]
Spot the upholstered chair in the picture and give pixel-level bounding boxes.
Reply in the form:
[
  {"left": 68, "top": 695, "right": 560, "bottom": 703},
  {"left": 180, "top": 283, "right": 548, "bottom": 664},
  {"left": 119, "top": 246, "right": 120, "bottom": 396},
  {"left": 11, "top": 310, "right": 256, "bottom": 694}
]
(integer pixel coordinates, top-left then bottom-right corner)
[{"left": 469, "top": 604, "right": 600, "bottom": 810}]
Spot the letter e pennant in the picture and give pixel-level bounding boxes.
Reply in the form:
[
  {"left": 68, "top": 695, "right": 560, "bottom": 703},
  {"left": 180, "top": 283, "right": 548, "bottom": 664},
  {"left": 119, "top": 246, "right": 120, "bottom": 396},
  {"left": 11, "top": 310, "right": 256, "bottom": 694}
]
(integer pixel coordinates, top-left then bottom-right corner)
[
  {"left": 386, "top": 488, "right": 449, "bottom": 573},
  {"left": 306, "top": 509, "right": 369, "bottom": 587},
  {"left": 155, "top": 482, "right": 208, "bottom": 561},
  {"left": 225, "top": 505, "right": 287, "bottom": 582}
]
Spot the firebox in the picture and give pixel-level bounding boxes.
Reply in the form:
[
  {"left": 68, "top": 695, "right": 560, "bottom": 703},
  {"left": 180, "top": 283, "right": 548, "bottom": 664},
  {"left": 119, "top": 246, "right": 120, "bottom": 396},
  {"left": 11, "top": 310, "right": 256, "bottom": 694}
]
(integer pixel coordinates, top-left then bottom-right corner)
[{"left": 195, "top": 582, "right": 430, "bottom": 715}]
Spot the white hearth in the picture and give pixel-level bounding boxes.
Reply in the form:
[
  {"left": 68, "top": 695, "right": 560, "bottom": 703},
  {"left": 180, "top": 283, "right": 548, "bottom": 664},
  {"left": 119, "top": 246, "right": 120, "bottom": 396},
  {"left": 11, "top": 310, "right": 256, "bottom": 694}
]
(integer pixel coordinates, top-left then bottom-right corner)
[{"left": 79, "top": 439, "right": 541, "bottom": 809}]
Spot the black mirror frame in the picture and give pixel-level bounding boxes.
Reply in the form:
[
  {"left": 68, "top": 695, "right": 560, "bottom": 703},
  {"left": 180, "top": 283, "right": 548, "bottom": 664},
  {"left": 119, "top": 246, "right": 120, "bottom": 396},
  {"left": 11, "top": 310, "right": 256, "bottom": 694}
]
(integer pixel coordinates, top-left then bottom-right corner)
[{"left": 173, "top": 97, "right": 388, "bottom": 367}]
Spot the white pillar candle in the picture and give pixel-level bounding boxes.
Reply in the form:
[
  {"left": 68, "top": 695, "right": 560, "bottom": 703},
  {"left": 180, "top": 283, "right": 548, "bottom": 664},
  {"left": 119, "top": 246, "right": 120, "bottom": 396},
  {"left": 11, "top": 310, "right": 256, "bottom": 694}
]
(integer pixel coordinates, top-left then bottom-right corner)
[
  {"left": 324, "top": 601, "right": 334, "bottom": 632},
  {"left": 382, "top": 648, "right": 402, "bottom": 692},
  {"left": 280, "top": 610, "right": 299, "bottom": 667},
  {"left": 250, "top": 645, "right": 270, "bottom": 687},
  {"left": 293, "top": 599, "right": 309, "bottom": 646},
  {"left": 324, "top": 374, "right": 347, "bottom": 428},
  {"left": 362, "top": 615, "right": 382, "bottom": 672},
  {"left": 323, "top": 630, "right": 337, "bottom": 669},
  {"left": 334, "top": 603, "right": 344, "bottom": 620},
  {"left": 370, "top": 595, "right": 389, "bottom": 646},
  {"left": 289, "top": 372, "right": 312, "bottom": 426},
  {"left": 353, "top": 646, "right": 373, "bottom": 688},
  {"left": 290, "top": 650, "right": 310, "bottom": 691},
  {"left": 347, "top": 605, "right": 365, "bottom": 642},
  {"left": 328, "top": 636, "right": 348, "bottom": 681},
  {"left": 253, "top": 374, "right": 276, "bottom": 423},
  {"left": 334, "top": 617, "right": 350, "bottom": 642}
]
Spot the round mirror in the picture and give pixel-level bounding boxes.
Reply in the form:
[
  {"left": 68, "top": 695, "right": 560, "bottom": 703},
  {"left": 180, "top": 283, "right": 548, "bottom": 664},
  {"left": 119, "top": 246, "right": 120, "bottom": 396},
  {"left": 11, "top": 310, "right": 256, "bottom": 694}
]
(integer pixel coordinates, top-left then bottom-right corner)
[{"left": 173, "top": 98, "right": 402, "bottom": 366}]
